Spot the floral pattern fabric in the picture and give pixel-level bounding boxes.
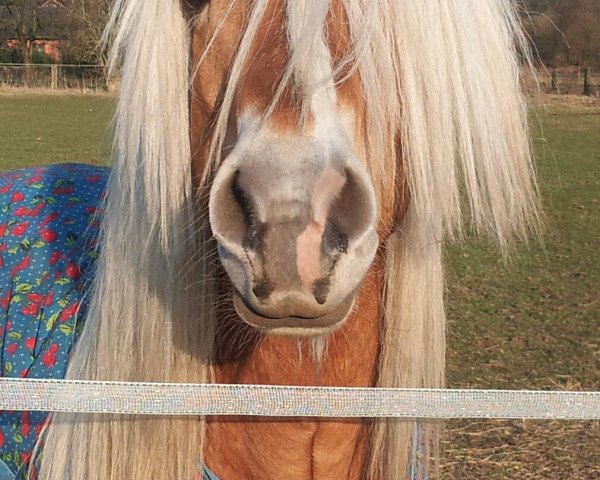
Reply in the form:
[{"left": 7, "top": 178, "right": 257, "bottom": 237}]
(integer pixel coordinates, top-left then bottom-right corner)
[{"left": 0, "top": 164, "right": 106, "bottom": 479}]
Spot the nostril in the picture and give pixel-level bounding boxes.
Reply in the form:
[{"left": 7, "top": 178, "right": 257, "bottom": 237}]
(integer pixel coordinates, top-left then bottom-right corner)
[
  {"left": 327, "top": 167, "right": 376, "bottom": 244},
  {"left": 313, "top": 277, "right": 330, "bottom": 305},
  {"left": 244, "top": 222, "right": 262, "bottom": 250},
  {"left": 209, "top": 169, "right": 259, "bottom": 250},
  {"left": 323, "top": 221, "right": 349, "bottom": 255},
  {"left": 336, "top": 232, "right": 349, "bottom": 253},
  {"left": 231, "top": 172, "right": 253, "bottom": 226},
  {"left": 252, "top": 278, "right": 275, "bottom": 300},
  {"left": 231, "top": 172, "right": 267, "bottom": 251}
]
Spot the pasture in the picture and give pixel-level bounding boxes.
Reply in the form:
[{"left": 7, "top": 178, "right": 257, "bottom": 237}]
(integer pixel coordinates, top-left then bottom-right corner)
[
  {"left": 0, "top": 92, "right": 598, "bottom": 478},
  {"left": 0, "top": 90, "right": 114, "bottom": 170},
  {"left": 444, "top": 95, "right": 600, "bottom": 479}
]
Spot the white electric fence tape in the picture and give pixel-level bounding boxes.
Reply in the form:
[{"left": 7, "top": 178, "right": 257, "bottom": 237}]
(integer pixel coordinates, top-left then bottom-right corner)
[{"left": 0, "top": 378, "right": 599, "bottom": 419}]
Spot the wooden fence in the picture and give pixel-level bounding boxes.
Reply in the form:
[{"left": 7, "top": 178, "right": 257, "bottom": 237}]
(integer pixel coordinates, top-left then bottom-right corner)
[
  {"left": 0, "top": 64, "right": 115, "bottom": 92},
  {"left": 529, "top": 67, "right": 600, "bottom": 96},
  {"left": 1, "top": 63, "right": 598, "bottom": 97}
]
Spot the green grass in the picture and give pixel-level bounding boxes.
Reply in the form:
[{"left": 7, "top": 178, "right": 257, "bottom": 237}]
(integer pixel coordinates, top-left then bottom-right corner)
[
  {"left": 0, "top": 92, "right": 598, "bottom": 478},
  {"left": 444, "top": 98, "right": 600, "bottom": 479},
  {"left": 0, "top": 92, "right": 114, "bottom": 171},
  {"left": 445, "top": 101, "right": 600, "bottom": 392}
]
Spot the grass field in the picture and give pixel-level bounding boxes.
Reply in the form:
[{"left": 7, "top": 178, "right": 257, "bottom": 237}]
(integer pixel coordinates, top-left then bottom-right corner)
[
  {"left": 443, "top": 96, "right": 600, "bottom": 478},
  {"left": 1, "top": 92, "right": 599, "bottom": 478},
  {"left": 0, "top": 90, "right": 114, "bottom": 170}
]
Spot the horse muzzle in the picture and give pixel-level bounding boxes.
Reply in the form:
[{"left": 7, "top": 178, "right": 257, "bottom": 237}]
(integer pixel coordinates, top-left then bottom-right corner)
[{"left": 209, "top": 136, "right": 378, "bottom": 335}]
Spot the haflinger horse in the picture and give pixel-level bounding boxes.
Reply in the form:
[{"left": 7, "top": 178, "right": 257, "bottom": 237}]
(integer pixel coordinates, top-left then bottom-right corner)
[{"left": 30, "top": 0, "right": 538, "bottom": 479}]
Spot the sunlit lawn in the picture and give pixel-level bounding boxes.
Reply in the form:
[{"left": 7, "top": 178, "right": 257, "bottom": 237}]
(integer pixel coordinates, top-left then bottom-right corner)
[
  {"left": 444, "top": 97, "right": 600, "bottom": 479},
  {"left": 0, "top": 91, "right": 114, "bottom": 170}
]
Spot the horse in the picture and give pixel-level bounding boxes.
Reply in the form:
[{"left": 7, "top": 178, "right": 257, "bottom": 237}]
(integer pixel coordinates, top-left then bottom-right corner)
[{"left": 0, "top": 0, "right": 540, "bottom": 478}]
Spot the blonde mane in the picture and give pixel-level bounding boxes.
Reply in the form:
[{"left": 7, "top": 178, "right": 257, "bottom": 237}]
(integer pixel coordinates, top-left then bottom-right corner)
[{"left": 37, "top": 1, "right": 539, "bottom": 479}]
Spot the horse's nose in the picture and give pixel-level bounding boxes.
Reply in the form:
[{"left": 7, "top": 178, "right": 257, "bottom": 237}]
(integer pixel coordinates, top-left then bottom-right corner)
[{"left": 209, "top": 153, "right": 378, "bottom": 326}]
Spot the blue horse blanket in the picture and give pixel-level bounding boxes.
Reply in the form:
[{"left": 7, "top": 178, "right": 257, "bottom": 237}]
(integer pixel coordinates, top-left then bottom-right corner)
[{"left": 0, "top": 164, "right": 104, "bottom": 479}]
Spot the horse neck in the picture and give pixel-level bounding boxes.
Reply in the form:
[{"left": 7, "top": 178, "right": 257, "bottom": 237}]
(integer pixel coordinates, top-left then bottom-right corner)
[{"left": 206, "top": 257, "right": 383, "bottom": 479}]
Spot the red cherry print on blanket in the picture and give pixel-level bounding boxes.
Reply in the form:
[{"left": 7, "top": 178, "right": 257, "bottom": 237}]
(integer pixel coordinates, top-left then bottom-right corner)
[
  {"left": 11, "top": 191, "right": 24, "bottom": 202},
  {"left": 26, "top": 175, "right": 42, "bottom": 185},
  {"left": 0, "top": 291, "right": 10, "bottom": 309},
  {"left": 49, "top": 250, "right": 61, "bottom": 266},
  {"left": 11, "top": 255, "right": 31, "bottom": 277},
  {"left": 14, "top": 204, "right": 45, "bottom": 217},
  {"left": 0, "top": 223, "right": 8, "bottom": 236},
  {"left": 25, "top": 337, "right": 36, "bottom": 350},
  {"left": 31, "top": 203, "right": 45, "bottom": 216},
  {"left": 66, "top": 262, "right": 81, "bottom": 280},
  {"left": 11, "top": 221, "right": 30, "bottom": 236},
  {"left": 21, "top": 412, "right": 31, "bottom": 437},
  {"left": 21, "top": 302, "right": 40, "bottom": 316},
  {"left": 43, "top": 291, "right": 54, "bottom": 306},
  {"left": 0, "top": 428, "right": 5, "bottom": 449},
  {"left": 40, "top": 228, "right": 57, "bottom": 243},
  {"left": 7, "top": 343, "right": 17, "bottom": 355},
  {"left": 27, "top": 292, "right": 44, "bottom": 303},
  {"left": 60, "top": 302, "right": 80, "bottom": 322},
  {"left": 34, "top": 417, "right": 48, "bottom": 436},
  {"left": 42, "top": 344, "right": 59, "bottom": 367},
  {"left": 40, "top": 211, "right": 59, "bottom": 228},
  {"left": 14, "top": 206, "right": 31, "bottom": 217},
  {"left": 52, "top": 186, "right": 74, "bottom": 195}
]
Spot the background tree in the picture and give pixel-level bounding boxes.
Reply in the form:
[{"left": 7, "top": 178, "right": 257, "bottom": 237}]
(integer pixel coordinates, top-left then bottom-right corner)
[
  {"left": 1, "top": 1, "right": 598, "bottom": 69},
  {"left": 0, "top": 0, "right": 40, "bottom": 66},
  {"left": 63, "top": 0, "right": 110, "bottom": 64},
  {"left": 522, "top": 0, "right": 600, "bottom": 67},
  {"left": 551, "top": 0, "right": 600, "bottom": 66}
]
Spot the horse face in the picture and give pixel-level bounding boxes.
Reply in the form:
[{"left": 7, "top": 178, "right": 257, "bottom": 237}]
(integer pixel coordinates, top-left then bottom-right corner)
[{"left": 192, "top": 0, "right": 378, "bottom": 335}]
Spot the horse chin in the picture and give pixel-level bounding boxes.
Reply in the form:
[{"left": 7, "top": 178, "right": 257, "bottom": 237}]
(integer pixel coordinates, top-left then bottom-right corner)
[{"left": 232, "top": 294, "right": 355, "bottom": 337}]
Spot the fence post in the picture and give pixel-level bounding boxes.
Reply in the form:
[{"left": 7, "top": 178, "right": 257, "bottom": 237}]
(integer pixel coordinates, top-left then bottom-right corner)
[
  {"left": 551, "top": 68, "right": 558, "bottom": 93},
  {"left": 583, "top": 67, "right": 591, "bottom": 96},
  {"left": 50, "top": 64, "right": 58, "bottom": 90}
]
